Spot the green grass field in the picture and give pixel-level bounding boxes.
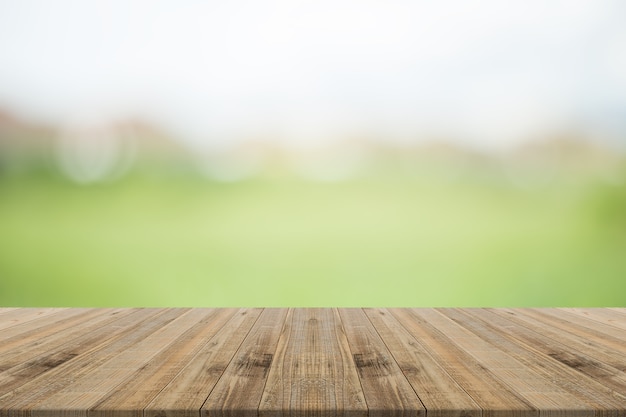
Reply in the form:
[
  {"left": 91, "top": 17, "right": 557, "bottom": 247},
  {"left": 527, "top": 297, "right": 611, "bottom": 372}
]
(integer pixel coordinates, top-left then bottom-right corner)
[{"left": 1, "top": 170, "right": 625, "bottom": 307}]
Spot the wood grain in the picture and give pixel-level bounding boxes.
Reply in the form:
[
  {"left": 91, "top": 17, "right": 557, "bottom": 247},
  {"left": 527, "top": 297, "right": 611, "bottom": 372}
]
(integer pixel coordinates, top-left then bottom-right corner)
[
  {"left": 0, "top": 308, "right": 174, "bottom": 414},
  {"left": 389, "top": 308, "right": 535, "bottom": 417},
  {"left": 448, "top": 308, "right": 626, "bottom": 414},
  {"left": 0, "top": 308, "right": 64, "bottom": 332},
  {"left": 338, "top": 308, "right": 425, "bottom": 417},
  {"left": 0, "top": 308, "right": 624, "bottom": 417},
  {"left": 91, "top": 308, "right": 238, "bottom": 417},
  {"left": 411, "top": 309, "right": 593, "bottom": 417},
  {"left": 145, "top": 308, "right": 263, "bottom": 417},
  {"left": 201, "top": 308, "right": 289, "bottom": 417},
  {"left": 364, "top": 308, "right": 480, "bottom": 417},
  {"left": 259, "top": 308, "right": 367, "bottom": 417}
]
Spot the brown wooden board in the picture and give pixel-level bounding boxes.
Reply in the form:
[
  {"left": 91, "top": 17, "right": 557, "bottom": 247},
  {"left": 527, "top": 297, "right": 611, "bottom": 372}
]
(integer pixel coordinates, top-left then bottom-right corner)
[
  {"left": 364, "top": 308, "right": 480, "bottom": 417},
  {"left": 389, "top": 309, "right": 536, "bottom": 417},
  {"left": 0, "top": 308, "right": 624, "bottom": 417},
  {"left": 202, "top": 308, "right": 289, "bottom": 417},
  {"left": 338, "top": 308, "right": 425, "bottom": 417},
  {"left": 259, "top": 308, "right": 367, "bottom": 417},
  {"left": 441, "top": 308, "right": 626, "bottom": 415},
  {"left": 145, "top": 308, "right": 263, "bottom": 417}
]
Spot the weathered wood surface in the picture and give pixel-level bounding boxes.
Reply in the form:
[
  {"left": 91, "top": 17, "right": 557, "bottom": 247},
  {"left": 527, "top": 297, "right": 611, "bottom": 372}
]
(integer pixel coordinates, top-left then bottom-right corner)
[{"left": 0, "top": 308, "right": 625, "bottom": 417}]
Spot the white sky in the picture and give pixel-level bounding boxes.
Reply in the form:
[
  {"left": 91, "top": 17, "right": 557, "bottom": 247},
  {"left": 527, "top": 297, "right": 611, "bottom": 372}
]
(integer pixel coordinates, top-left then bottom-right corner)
[{"left": 1, "top": 0, "right": 626, "bottom": 150}]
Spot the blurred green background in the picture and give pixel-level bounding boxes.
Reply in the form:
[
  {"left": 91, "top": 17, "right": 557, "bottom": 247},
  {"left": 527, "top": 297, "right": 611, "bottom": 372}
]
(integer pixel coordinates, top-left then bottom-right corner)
[
  {"left": 2, "top": 1, "right": 626, "bottom": 307},
  {"left": 2, "top": 137, "right": 625, "bottom": 306}
]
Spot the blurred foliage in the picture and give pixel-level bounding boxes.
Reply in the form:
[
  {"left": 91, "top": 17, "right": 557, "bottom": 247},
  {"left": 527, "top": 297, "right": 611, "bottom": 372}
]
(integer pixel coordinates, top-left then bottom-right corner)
[
  {"left": 589, "top": 175, "right": 626, "bottom": 235},
  {"left": 1, "top": 166, "right": 625, "bottom": 307},
  {"left": 2, "top": 113, "right": 625, "bottom": 307}
]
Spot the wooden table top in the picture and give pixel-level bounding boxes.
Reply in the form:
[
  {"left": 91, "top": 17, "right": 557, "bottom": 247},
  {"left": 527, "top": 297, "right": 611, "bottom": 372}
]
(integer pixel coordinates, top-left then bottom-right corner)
[{"left": 0, "top": 308, "right": 625, "bottom": 417}]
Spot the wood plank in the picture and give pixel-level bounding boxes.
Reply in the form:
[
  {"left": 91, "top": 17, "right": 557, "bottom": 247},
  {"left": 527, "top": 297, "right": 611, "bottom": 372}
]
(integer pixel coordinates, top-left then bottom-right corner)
[
  {"left": 0, "top": 308, "right": 624, "bottom": 417},
  {"left": 439, "top": 308, "right": 626, "bottom": 415},
  {"left": 29, "top": 309, "right": 214, "bottom": 417},
  {"left": 419, "top": 309, "right": 594, "bottom": 416},
  {"left": 364, "top": 308, "right": 481, "bottom": 417},
  {"left": 142, "top": 308, "right": 263, "bottom": 417},
  {"left": 511, "top": 309, "right": 626, "bottom": 355},
  {"left": 410, "top": 309, "right": 595, "bottom": 417},
  {"left": 259, "top": 308, "right": 368, "bottom": 417},
  {"left": 390, "top": 308, "right": 535, "bottom": 417},
  {"left": 89, "top": 308, "right": 239, "bottom": 417},
  {"left": 337, "top": 308, "right": 424, "bottom": 417},
  {"left": 533, "top": 309, "right": 626, "bottom": 344},
  {"left": 0, "top": 308, "right": 180, "bottom": 415},
  {"left": 489, "top": 309, "right": 626, "bottom": 391},
  {"left": 0, "top": 309, "right": 99, "bottom": 347},
  {"left": 201, "top": 308, "right": 289, "bottom": 417},
  {"left": 560, "top": 308, "right": 626, "bottom": 332},
  {"left": 0, "top": 309, "right": 136, "bottom": 394},
  {"left": 0, "top": 308, "right": 64, "bottom": 332},
  {"left": 0, "top": 308, "right": 97, "bottom": 356}
]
